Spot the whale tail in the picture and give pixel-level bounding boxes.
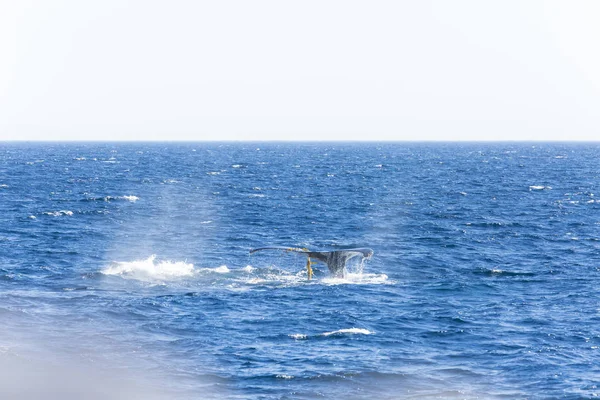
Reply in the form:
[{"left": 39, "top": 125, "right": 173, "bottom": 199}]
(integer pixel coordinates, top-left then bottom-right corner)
[{"left": 249, "top": 247, "right": 374, "bottom": 279}]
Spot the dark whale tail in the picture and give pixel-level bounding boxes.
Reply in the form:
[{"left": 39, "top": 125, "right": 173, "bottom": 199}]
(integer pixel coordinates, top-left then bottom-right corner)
[{"left": 249, "top": 247, "right": 374, "bottom": 279}]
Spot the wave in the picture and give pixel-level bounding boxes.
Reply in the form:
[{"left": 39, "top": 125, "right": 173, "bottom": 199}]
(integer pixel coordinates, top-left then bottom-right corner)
[
  {"left": 121, "top": 195, "right": 139, "bottom": 202},
  {"left": 43, "top": 210, "right": 73, "bottom": 217},
  {"left": 85, "top": 195, "right": 139, "bottom": 203},
  {"left": 475, "top": 267, "right": 536, "bottom": 277},
  {"left": 289, "top": 333, "right": 308, "bottom": 340},
  {"left": 529, "top": 185, "right": 552, "bottom": 191},
  {"left": 289, "top": 328, "right": 374, "bottom": 340},
  {"left": 322, "top": 328, "right": 374, "bottom": 336}
]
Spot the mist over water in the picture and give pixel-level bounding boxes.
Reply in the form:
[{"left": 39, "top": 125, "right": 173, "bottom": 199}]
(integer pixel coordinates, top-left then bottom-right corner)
[{"left": 1, "top": 142, "right": 600, "bottom": 399}]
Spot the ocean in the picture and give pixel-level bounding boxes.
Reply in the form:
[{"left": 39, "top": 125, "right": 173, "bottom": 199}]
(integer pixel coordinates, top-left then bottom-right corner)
[{"left": 1, "top": 142, "right": 599, "bottom": 399}]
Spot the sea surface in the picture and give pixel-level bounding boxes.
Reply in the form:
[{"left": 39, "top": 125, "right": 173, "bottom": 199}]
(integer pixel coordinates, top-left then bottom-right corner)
[{"left": 1, "top": 142, "right": 599, "bottom": 399}]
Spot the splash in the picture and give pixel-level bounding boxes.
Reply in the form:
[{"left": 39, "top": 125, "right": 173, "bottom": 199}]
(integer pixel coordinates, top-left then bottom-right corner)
[
  {"left": 200, "top": 265, "right": 230, "bottom": 274},
  {"left": 102, "top": 255, "right": 194, "bottom": 281},
  {"left": 321, "top": 273, "right": 390, "bottom": 285}
]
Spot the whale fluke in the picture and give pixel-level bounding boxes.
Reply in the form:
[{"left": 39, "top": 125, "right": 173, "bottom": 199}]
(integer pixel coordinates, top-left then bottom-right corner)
[{"left": 249, "top": 247, "right": 374, "bottom": 279}]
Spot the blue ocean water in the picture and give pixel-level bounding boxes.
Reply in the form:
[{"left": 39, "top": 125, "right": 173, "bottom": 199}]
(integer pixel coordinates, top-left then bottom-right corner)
[{"left": 1, "top": 142, "right": 599, "bottom": 399}]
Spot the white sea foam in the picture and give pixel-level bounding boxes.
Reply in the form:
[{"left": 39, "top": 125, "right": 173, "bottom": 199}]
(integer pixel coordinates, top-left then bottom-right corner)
[
  {"left": 213, "top": 265, "right": 230, "bottom": 274},
  {"left": 29, "top": 215, "right": 36, "bottom": 219},
  {"left": 0, "top": 184, "right": 8, "bottom": 188},
  {"left": 94, "top": 195, "right": 139, "bottom": 202},
  {"left": 238, "top": 266, "right": 307, "bottom": 287},
  {"left": 321, "top": 328, "right": 374, "bottom": 336},
  {"left": 122, "top": 195, "right": 139, "bottom": 202},
  {"left": 102, "top": 255, "right": 194, "bottom": 280},
  {"left": 44, "top": 210, "right": 74, "bottom": 217},
  {"left": 322, "top": 273, "right": 390, "bottom": 285},
  {"left": 289, "top": 334, "right": 307, "bottom": 340},
  {"left": 530, "top": 185, "right": 551, "bottom": 191},
  {"left": 231, "top": 164, "right": 242, "bottom": 168}
]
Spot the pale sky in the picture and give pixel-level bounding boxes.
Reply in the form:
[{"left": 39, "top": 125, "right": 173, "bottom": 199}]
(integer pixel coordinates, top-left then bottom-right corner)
[{"left": 1, "top": 0, "right": 599, "bottom": 141}]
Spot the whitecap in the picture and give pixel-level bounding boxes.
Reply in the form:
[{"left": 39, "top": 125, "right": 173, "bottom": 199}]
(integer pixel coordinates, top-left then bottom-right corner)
[
  {"left": 44, "top": 210, "right": 73, "bottom": 217},
  {"left": 321, "top": 328, "right": 374, "bottom": 336},
  {"left": 242, "top": 265, "right": 255, "bottom": 273},
  {"left": 529, "top": 185, "right": 551, "bottom": 191},
  {"left": 289, "top": 334, "right": 307, "bottom": 340},
  {"left": 92, "top": 195, "right": 139, "bottom": 202},
  {"left": 121, "top": 195, "right": 139, "bottom": 202},
  {"left": 276, "top": 374, "right": 294, "bottom": 379},
  {"left": 101, "top": 255, "right": 194, "bottom": 281},
  {"left": 0, "top": 184, "right": 8, "bottom": 188}
]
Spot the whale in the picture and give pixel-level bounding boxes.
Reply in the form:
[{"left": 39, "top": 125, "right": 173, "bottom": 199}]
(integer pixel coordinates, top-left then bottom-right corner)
[{"left": 249, "top": 247, "right": 374, "bottom": 279}]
